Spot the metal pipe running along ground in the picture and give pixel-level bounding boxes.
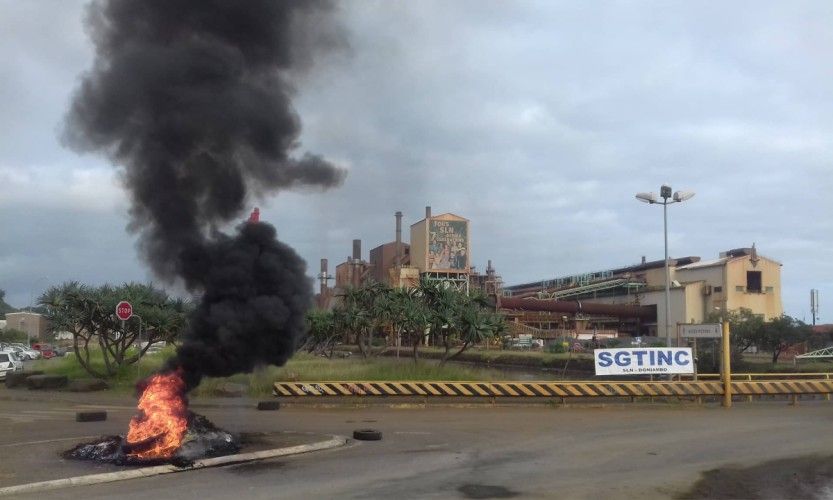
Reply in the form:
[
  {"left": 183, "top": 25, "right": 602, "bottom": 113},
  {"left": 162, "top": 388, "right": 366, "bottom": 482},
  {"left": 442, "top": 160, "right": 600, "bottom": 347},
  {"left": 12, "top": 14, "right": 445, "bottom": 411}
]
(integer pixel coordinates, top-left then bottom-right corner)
[{"left": 273, "top": 380, "right": 833, "bottom": 398}]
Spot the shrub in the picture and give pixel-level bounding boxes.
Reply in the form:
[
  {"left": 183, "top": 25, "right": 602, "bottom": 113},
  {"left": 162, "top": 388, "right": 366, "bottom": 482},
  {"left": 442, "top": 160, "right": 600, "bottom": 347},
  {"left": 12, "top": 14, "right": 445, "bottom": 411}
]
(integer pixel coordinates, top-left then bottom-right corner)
[
  {"left": 548, "top": 342, "right": 567, "bottom": 354},
  {"left": 0, "top": 328, "right": 28, "bottom": 343}
]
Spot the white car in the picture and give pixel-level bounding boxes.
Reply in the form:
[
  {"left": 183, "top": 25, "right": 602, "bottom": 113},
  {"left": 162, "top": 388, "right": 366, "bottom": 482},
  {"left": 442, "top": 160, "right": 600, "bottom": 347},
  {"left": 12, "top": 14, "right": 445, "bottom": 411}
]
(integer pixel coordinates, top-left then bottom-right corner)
[
  {"left": 24, "top": 347, "right": 40, "bottom": 360},
  {"left": 11, "top": 344, "right": 40, "bottom": 360},
  {"left": 5, "top": 346, "right": 32, "bottom": 361},
  {"left": 0, "top": 351, "right": 24, "bottom": 379}
]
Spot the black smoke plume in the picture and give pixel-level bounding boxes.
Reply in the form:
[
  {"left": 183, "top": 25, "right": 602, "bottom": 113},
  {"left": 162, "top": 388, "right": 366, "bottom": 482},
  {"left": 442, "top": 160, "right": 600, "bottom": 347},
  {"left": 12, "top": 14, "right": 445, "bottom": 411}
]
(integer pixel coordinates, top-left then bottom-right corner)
[{"left": 65, "top": 0, "right": 346, "bottom": 390}]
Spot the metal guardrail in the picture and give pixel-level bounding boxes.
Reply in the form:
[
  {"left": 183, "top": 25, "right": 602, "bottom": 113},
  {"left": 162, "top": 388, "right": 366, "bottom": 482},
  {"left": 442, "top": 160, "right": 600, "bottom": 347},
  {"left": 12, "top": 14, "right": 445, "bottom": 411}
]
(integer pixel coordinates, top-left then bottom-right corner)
[
  {"left": 685, "top": 373, "right": 833, "bottom": 380},
  {"left": 273, "top": 379, "right": 833, "bottom": 399}
]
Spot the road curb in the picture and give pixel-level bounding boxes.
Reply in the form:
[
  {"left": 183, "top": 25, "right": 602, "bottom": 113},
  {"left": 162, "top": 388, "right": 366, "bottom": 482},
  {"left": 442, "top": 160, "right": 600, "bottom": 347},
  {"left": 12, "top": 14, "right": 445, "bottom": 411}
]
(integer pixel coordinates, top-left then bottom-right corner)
[
  {"left": 274, "top": 399, "right": 717, "bottom": 409},
  {"left": 0, "top": 435, "right": 347, "bottom": 497}
]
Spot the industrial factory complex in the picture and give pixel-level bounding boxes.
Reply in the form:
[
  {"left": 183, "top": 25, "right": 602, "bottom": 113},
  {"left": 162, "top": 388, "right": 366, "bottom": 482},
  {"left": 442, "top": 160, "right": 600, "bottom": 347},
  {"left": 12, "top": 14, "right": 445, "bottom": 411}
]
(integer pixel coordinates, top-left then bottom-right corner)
[{"left": 318, "top": 207, "right": 783, "bottom": 344}]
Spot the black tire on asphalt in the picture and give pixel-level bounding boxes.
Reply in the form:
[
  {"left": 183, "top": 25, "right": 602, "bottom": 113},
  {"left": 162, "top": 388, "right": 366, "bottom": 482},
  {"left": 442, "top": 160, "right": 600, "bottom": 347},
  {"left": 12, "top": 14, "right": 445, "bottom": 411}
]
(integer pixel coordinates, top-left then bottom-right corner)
[
  {"left": 256, "top": 401, "right": 281, "bottom": 411},
  {"left": 353, "top": 429, "right": 382, "bottom": 441},
  {"left": 76, "top": 411, "right": 107, "bottom": 422}
]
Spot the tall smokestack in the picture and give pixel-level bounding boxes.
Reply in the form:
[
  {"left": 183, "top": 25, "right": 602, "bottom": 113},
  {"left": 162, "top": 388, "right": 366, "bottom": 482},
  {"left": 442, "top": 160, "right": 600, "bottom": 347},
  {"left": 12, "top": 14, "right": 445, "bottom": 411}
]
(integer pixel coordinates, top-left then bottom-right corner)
[
  {"left": 352, "top": 239, "right": 361, "bottom": 261},
  {"left": 395, "top": 211, "right": 403, "bottom": 267},
  {"left": 65, "top": 0, "right": 347, "bottom": 391},
  {"left": 425, "top": 206, "right": 432, "bottom": 220},
  {"left": 351, "top": 239, "right": 362, "bottom": 288},
  {"left": 319, "top": 258, "right": 328, "bottom": 297}
]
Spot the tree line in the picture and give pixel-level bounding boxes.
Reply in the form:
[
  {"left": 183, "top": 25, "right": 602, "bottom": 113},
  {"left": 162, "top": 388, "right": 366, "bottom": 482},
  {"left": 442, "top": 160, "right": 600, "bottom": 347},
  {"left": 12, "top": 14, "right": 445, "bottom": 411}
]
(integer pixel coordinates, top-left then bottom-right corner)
[
  {"left": 304, "top": 280, "right": 507, "bottom": 365},
  {"left": 30, "top": 279, "right": 506, "bottom": 379},
  {"left": 704, "top": 308, "right": 824, "bottom": 366}
]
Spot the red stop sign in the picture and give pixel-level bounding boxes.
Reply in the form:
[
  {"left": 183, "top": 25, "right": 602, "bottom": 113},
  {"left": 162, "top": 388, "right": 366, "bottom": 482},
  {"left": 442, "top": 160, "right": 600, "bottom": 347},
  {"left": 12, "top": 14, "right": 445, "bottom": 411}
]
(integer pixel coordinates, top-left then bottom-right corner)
[{"left": 116, "top": 301, "right": 133, "bottom": 321}]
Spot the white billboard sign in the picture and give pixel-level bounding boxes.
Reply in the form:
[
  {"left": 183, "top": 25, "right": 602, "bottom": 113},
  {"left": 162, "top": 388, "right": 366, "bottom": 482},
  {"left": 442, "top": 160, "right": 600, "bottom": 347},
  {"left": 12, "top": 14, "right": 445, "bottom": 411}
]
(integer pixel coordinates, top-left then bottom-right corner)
[
  {"left": 680, "top": 324, "right": 722, "bottom": 339},
  {"left": 594, "top": 348, "right": 694, "bottom": 375}
]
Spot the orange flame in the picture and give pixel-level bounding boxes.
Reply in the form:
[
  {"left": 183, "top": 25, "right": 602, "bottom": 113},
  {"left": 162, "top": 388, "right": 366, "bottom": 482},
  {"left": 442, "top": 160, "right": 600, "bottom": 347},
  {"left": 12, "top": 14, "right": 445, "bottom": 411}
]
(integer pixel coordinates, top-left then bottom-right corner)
[{"left": 125, "top": 369, "right": 188, "bottom": 459}]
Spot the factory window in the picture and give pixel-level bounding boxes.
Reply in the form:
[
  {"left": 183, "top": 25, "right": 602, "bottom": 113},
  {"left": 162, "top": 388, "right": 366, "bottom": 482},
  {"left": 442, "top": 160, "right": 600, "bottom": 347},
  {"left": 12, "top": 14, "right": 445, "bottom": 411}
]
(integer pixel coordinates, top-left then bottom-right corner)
[
  {"left": 765, "top": 286, "right": 774, "bottom": 293},
  {"left": 746, "top": 271, "right": 762, "bottom": 293},
  {"left": 713, "top": 286, "right": 723, "bottom": 293},
  {"left": 736, "top": 286, "right": 744, "bottom": 292}
]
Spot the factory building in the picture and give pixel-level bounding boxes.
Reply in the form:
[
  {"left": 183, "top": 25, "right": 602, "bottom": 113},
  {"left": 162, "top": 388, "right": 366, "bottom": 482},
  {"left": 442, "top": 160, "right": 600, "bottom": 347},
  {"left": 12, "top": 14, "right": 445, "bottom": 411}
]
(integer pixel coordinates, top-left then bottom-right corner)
[
  {"left": 503, "top": 245, "right": 782, "bottom": 340},
  {"left": 5, "top": 311, "right": 50, "bottom": 342},
  {"left": 316, "top": 206, "right": 782, "bottom": 344},
  {"left": 317, "top": 206, "right": 502, "bottom": 308}
]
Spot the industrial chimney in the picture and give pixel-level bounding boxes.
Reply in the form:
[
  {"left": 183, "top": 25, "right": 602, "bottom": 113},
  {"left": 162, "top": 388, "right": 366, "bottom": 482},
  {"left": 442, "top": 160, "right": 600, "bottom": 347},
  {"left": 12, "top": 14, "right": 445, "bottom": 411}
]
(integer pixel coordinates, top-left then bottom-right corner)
[
  {"left": 395, "top": 211, "right": 403, "bottom": 267},
  {"left": 425, "top": 206, "right": 431, "bottom": 220},
  {"left": 319, "top": 258, "right": 329, "bottom": 297},
  {"left": 351, "top": 239, "right": 362, "bottom": 288},
  {"left": 352, "top": 239, "right": 361, "bottom": 261}
]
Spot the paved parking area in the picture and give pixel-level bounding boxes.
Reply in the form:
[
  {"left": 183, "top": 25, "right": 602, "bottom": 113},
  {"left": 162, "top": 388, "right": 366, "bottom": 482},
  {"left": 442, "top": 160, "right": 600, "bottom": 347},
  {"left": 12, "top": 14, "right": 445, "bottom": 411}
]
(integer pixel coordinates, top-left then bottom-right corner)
[{"left": 3, "top": 388, "right": 833, "bottom": 498}]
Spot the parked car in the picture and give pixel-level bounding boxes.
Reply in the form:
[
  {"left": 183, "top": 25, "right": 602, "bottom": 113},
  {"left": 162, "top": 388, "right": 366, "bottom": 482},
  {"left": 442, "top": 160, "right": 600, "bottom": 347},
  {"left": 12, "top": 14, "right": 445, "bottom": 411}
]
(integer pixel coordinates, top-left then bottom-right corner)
[
  {"left": 0, "top": 351, "right": 24, "bottom": 379},
  {"left": 10, "top": 343, "right": 41, "bottom": 360},
  {"left": 4, "top": 346, "right": 32, "bottom": 361},
  {"left": 31, "top": 343, "right": 56, "bottom": 359}
]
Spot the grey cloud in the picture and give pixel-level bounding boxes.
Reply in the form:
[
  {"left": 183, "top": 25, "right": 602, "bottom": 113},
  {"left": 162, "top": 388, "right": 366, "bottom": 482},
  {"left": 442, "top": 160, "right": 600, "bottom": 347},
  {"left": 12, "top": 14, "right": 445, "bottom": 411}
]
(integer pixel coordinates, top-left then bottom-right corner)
[{"left": 0, "top": 1, "right": 831, "bottom": 320}]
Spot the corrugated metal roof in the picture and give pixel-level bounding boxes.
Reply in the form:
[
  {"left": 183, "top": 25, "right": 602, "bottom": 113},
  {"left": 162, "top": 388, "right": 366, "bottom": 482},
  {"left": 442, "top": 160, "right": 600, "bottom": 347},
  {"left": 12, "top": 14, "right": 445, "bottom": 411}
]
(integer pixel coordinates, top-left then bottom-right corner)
[
  {"left": 677, "top": 253, "right": 782, "bottom": 269},
  {"left": 676, "top": 258, "right": 728, "bottom": 270}
]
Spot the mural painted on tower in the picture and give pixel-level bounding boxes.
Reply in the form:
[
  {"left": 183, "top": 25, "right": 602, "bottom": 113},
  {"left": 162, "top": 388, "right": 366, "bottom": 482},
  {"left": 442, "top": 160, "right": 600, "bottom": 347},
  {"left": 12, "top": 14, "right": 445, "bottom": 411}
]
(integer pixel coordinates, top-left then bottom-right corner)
[{"left": 428, "top": 219, "right": 468, "bottom": 271}]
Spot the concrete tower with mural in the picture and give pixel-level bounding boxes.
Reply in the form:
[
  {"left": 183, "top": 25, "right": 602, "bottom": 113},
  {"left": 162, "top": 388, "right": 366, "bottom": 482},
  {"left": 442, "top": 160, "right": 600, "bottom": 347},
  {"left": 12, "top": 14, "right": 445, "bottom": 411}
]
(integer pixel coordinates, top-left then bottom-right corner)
[{"left": 410, "top": 206, "right": 471, "bottom": 291}]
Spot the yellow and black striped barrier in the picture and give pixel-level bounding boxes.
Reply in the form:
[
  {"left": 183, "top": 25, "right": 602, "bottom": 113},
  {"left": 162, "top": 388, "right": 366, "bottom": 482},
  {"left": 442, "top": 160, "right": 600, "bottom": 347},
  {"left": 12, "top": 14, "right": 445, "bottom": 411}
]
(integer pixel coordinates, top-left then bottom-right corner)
[
  {"left": 731, "top": 380, "right": 833, "bottom": 395},
  {"left": 688, "top": 373, "right": 833, "bottom": 380},
  {"left": 273, "top": 379, "right": 833, "bottom": 398}
]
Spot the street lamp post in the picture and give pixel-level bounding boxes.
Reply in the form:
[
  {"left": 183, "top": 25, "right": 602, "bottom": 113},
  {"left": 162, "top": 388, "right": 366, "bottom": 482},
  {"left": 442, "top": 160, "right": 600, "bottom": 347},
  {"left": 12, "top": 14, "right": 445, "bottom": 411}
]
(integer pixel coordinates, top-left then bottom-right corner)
[
  {"left": 28, "top": 276, "right": 49, "bottom": 312},
  {"left": 635, "top": 185, "right": 695, "bottom": 347},
  {"left": 26, "top": 276, "right": 48, "bottom": 346}
]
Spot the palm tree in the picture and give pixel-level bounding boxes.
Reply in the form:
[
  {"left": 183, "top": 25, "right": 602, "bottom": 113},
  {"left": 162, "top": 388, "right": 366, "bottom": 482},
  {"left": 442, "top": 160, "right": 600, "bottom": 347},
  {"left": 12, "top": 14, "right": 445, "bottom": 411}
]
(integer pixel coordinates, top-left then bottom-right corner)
[
  {"left": 304, "top": 309, "right": 338, "bottom": 358},
  {"left": 418, "top": 280, "right": 460, "bottom": 357},
  {"left": 373, "top": 288, "right": 404, "bottom": 357},
  {"left": 399, "top": 293, "right": 430, "bottom": 363},
  {"left": 334, "top": 295, "right": 369, "bottom": 356},
  {"left": 386, "top": 287, "right": 426, "bottom": 360},
  {"left": 439, "top": 297, "right": 501, "bottom": 366},
  {"left": 340, "top": 282, "right": 397, "bottom": 358}
]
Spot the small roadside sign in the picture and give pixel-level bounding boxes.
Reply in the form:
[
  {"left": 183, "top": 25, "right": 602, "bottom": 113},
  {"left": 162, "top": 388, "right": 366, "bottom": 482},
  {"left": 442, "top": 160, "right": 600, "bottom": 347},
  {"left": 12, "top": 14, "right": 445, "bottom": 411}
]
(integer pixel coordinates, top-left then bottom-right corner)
[
  {"left": 594, "top": 348, "right": 694, "bottom": 375},
  {"left": 115, "top": 301, "right": 133, "bottom": 321},
  {"left": 680, "top": 323, "right": 721, "bottom": 339}
]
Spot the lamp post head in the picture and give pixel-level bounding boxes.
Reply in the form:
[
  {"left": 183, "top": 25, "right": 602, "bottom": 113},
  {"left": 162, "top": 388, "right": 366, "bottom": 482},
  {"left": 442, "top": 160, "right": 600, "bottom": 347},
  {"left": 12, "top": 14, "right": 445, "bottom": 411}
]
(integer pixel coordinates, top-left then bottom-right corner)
[
  {"left": 635, "top": 192, "right": 657, "bottom": 204},
  {"left": 673, "top": 190, "right": 695, "bottom": 202},
  {"left": 660, "top": 184, "right": 672, "bottom": 200}
]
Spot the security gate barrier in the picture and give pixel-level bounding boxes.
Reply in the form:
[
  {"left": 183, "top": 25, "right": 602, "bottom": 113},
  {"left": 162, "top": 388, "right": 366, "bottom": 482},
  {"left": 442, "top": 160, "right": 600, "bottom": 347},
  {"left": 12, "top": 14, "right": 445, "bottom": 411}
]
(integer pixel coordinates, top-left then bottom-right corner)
[
  {"left": 272, "top": 379, "right": 833, "bottom": 399},
  {"left": 731, "top": 380, "right": 833, "bottom": 395}
]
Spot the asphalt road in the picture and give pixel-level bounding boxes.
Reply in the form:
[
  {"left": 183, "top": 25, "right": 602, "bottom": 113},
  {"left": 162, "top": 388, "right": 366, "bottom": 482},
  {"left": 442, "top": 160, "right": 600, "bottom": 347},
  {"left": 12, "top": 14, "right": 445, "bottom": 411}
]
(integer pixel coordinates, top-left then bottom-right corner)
[{"left": 2, "top": 395, "right": 833, "bottom": 499}]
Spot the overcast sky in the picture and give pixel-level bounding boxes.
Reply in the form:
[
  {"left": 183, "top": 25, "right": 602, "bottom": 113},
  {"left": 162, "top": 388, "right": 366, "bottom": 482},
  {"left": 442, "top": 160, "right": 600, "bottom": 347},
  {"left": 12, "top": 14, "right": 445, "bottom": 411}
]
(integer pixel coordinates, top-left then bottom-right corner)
[{"left": 1, "top": 1, "right": 831, "bottom": 321}]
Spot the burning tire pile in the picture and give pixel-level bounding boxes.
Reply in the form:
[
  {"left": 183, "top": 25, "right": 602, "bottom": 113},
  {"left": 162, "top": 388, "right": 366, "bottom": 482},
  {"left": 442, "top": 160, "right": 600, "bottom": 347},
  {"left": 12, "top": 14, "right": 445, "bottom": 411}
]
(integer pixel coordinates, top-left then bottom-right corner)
[
  {"left": 64, "top": 371, "right": 239, "bottom": 466},
  {"left": 64, "top": 413, "right": 239, "bottom": 467}
]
